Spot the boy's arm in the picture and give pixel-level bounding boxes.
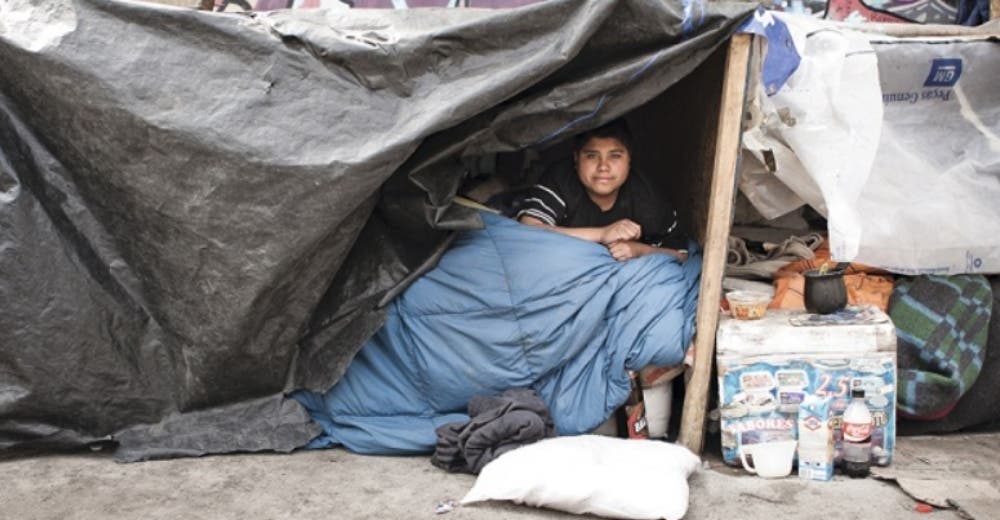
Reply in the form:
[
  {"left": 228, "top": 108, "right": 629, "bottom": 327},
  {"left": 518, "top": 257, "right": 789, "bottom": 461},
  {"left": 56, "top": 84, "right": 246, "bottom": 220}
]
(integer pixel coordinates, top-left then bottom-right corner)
[
  {"left": 519, "top": 215, "right": 641, "bottom": 244},
  {"left": 608, "top": 241, "right": 688, "bottom": 262}
]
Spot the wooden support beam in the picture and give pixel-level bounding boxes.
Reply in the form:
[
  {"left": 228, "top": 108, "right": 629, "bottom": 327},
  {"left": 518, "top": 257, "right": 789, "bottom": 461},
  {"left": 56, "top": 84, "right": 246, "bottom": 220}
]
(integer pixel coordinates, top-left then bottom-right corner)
[
  {"left": 830, "top": 20, "right": 1000, "bottom": 36},
  {"left": 677, "top": 33, "right": 751, "bottom": 455}
]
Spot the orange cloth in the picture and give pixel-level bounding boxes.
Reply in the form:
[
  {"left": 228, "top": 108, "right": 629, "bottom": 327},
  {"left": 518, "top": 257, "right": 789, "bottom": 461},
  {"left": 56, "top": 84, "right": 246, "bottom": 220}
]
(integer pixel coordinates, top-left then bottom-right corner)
[{"left": 771, "top": 240, "right": 895, "bottom": 311}]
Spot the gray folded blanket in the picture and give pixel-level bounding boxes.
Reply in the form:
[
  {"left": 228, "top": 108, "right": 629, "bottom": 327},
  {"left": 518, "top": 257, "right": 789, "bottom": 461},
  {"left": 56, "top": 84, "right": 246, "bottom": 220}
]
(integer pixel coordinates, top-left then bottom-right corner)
[
  {"left": 725, "top": 233, "right": 823, "bottom": 280},
  {"left": 431, "top": 388, "right": 555, "bottom": 474}
]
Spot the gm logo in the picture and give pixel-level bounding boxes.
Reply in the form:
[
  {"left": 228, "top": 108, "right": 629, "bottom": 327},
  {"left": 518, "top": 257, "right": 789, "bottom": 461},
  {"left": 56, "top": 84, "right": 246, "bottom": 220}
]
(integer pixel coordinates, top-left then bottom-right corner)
[{"left": 924, "top": 58, "right": 962, "bottom": 87}]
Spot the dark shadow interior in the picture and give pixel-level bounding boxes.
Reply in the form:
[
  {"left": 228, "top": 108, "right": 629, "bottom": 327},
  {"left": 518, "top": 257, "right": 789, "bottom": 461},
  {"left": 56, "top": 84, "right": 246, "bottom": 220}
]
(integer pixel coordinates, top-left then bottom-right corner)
[{"left": 460, "top": 40, "right": 732, "bottom": 252}]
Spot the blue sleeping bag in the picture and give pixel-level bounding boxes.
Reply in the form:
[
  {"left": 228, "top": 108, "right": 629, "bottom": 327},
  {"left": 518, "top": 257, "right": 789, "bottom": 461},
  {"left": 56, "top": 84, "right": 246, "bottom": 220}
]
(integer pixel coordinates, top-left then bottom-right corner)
[{"left": 293, "top": 211, "right": 701, "bottom": 454}]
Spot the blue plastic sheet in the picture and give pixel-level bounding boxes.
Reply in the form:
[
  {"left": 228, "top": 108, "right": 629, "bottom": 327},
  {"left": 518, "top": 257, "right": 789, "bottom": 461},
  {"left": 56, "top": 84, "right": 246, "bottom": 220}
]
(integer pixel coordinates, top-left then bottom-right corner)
[{"left": 739, "top": 9, "right": 801, "bottom": 95}]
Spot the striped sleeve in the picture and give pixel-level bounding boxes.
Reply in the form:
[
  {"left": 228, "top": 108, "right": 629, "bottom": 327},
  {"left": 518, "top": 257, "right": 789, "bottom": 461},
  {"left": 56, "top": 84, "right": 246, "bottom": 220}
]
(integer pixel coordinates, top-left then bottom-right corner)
[{"left": 516, "top": 183, "right": 566, "bottom": 226}]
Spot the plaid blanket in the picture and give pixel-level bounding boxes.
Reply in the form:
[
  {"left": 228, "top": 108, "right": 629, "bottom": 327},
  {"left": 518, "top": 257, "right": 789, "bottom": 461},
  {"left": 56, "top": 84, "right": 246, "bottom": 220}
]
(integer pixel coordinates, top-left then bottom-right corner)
[{"left": 890, "top": 275, "right": 993, "bottom": 419}]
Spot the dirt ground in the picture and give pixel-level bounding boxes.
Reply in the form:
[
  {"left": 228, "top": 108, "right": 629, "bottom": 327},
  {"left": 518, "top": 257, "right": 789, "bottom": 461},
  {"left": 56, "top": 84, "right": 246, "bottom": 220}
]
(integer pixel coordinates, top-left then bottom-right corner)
[{"left": 3, "top": 433, "right": 998, "bottom": 520}]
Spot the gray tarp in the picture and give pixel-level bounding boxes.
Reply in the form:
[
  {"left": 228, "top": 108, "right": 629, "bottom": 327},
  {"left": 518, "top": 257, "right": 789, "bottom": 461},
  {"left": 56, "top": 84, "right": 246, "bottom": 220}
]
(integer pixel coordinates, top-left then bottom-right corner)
[{"left": 0, "top": 0, "right": 754, "bottom": 460}]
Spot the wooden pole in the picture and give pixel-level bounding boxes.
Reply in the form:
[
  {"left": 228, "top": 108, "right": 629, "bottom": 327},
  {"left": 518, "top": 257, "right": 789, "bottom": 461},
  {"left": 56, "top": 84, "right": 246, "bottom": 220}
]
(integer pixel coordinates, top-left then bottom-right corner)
[
  {"left": 828, "top": 20, "right": 1000, "bottom": 36},
  {"left": 677, "top": 33, "right": 751, "bottom": 455}
]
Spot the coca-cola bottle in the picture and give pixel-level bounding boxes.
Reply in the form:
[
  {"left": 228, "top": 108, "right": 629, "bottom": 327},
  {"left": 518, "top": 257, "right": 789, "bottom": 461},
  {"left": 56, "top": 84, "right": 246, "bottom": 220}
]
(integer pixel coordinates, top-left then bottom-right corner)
[{"left": 841, "top": 388, "right": 872, "bottom": 478}]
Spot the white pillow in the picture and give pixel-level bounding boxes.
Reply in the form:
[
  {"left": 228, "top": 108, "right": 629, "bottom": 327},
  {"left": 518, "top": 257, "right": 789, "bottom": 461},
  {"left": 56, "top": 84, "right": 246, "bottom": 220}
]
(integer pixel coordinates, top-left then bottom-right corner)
[{"left": 461, "top": 435, "right": 700, "bottom": 520}]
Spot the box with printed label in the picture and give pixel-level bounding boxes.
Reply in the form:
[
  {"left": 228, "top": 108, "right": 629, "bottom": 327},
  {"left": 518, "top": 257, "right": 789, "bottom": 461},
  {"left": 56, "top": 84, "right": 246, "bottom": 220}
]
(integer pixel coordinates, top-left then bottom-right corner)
[{"left": 716, "top": 307, "right": 897, "bottom": 468}]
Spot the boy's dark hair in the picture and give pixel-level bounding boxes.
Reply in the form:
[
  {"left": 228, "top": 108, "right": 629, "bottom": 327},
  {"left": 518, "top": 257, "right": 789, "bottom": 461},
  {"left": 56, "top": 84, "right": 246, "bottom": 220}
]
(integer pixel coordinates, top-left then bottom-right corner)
[{"left": 573, "top": 119, "right": 634, "bottom": 156}]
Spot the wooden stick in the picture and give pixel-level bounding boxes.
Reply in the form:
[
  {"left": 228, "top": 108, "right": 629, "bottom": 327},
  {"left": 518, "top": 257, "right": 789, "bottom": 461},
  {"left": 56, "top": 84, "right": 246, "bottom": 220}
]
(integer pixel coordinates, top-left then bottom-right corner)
[
  {"left": 677, "top": 33, "right": 751, "bottom": 455},
  {"left": 827, "top": 19, "right": 1000, "bottom": 37}
]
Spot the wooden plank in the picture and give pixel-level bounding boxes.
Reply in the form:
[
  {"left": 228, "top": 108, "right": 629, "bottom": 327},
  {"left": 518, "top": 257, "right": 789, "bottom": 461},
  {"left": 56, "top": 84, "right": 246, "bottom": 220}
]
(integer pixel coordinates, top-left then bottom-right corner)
[
  {"left": 677, "top": 33, "right": 751, "bottom": 455},
  {"left": 832, "top": 20, "right": 1000, "bottom": 37},
  {"left": 993, "top": 0, "right": 1000, "bottom": 20}
]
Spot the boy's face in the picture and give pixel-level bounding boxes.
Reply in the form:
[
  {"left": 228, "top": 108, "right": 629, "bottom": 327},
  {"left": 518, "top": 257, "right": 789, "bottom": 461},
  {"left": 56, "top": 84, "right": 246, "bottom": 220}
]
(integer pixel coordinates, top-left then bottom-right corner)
[{"left": 575, "top": 136, "right": 630, "bottom": 201}]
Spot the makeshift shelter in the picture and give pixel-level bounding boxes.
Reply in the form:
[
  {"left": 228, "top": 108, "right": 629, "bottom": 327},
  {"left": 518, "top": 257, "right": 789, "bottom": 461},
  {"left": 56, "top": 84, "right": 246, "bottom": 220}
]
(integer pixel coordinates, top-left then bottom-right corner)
[
  {"left": 715, "top": 13, "right": 1000, "bottom": 465},
  {"left": 0, "top": 0, "right": 760, "bottom": 460}
]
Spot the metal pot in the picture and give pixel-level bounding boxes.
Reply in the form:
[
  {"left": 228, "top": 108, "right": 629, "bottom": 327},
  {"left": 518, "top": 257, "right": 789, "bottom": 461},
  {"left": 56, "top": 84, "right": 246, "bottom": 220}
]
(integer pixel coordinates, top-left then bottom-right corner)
[{"left": 803, "top": 267, "right": 847, "bottom": 314}]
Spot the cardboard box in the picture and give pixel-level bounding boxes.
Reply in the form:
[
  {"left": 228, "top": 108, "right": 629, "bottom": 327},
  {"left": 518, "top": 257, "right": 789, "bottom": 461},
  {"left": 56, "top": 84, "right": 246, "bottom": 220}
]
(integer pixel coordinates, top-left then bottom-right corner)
[{"left": 716, "top": 307, "right": 897, "bottom": 468}]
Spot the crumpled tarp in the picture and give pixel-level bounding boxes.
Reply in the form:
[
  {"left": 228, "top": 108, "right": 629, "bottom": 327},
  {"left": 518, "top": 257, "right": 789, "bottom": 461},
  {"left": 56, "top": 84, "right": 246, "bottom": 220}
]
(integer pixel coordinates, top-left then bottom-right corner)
[
  {"left": 292, "top": 212, "right": 701, "bottom": 454},
  {"left": 738, "top": 12, "right": 1000, "bottom": 274},
  {"left": 0, "top": 0, "right": 754, "bottom": 460}
]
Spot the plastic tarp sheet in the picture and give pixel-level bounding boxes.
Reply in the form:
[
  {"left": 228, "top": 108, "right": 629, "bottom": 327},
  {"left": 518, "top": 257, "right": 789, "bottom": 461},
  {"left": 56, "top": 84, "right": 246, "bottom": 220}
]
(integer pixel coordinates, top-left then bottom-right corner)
[
  {"left": 739, "top": 12, "right": 1000, "bottom": 274},
  {"left": 740, "top": 12, "right": 881, "bottom": 236},
  {"left": 0, "top": 0, "right": 754, "bottom": 460},
  {"left": 852, "top": 37, "right": 1000, "bottom": 274},
  {"left": 292, "top": 212, "right": 701, "bottom": 454}
]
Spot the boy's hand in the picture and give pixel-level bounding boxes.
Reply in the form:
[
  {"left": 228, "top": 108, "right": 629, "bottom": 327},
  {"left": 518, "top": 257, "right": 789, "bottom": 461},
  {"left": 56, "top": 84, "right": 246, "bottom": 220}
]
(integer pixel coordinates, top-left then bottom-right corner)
[
  {"left": 608, "top": 240, "right": 646, "bottom": 261},
  {"left": 600, "top": 219, "right": 641, "bottom": 245}
]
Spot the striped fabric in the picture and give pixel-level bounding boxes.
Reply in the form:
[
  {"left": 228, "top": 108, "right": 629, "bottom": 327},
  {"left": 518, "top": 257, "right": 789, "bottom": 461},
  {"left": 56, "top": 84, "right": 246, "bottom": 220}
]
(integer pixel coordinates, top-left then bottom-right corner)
[
  {"left": 889, "top": 275, "right": 993, "bottom": 419},
  {"left": 516, "top": 185, "right": 565, "bottom": 226},
  {"left": 515, "top": 180, "right": 685, "bottom": 251}
]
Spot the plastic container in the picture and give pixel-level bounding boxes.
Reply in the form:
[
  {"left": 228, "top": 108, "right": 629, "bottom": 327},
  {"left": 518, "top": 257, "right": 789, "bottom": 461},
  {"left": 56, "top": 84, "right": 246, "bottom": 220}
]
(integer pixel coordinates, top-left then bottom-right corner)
[
  {"left": 727, "top": 290, "right": 771, "bottom": 320},
  {"left": 592, "top": 368, "right": 677, "bottom": 438},
  {"left": 842, "top": 388, "right": 873, "bottom": 478},
  {"left": 642, "top": 383, "right": 673, "bottom": 439},
  {"left": 716, "top": 308, "right": 897, "bottom": 468}
]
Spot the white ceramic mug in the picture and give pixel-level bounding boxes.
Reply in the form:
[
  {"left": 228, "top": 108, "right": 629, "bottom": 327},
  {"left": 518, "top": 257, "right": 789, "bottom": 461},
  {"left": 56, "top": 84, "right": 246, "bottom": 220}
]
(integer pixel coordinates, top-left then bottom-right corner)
[{"left": 739, "top": 440, "right": 797, "bottom": 478}]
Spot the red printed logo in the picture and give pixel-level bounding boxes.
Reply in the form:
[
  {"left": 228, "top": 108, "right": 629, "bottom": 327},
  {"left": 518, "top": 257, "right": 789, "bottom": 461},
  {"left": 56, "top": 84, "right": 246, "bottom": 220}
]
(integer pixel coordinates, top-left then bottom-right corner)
[{"left": 843, "top": 422, "right": 872, "bottom": 442}]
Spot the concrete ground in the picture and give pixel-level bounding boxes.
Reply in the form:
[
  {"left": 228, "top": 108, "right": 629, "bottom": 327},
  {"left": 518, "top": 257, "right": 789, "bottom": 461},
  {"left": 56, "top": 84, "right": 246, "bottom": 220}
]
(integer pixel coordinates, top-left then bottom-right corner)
[{"left": 3, "top": 433, "right": 998, "bottom": 520}]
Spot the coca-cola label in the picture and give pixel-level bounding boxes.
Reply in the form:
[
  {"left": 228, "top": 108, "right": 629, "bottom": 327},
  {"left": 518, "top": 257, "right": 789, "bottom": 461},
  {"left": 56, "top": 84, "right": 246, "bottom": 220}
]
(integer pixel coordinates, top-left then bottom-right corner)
[{"left": 843, "top": 421, "right": 872, "bottom": 442}]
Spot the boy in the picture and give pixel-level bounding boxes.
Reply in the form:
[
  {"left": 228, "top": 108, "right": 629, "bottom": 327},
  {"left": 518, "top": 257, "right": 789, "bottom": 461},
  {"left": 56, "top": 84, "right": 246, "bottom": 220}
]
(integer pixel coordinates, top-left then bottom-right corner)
[{"left": 517, "top": 120, "right": 688, "bottom": 262}]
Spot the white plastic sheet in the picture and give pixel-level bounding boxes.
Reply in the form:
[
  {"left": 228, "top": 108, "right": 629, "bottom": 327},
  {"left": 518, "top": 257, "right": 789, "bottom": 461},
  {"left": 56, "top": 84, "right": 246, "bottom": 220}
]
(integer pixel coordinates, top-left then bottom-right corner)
[
  {"left": 741, "top": 13, "right": 1000, "bottom": 274},
  {"left": 740, "top": 12, "right": 882, "bottom": 249},
  {"left": 852, "top": 37, "right": 1000, "bottom": 274}
]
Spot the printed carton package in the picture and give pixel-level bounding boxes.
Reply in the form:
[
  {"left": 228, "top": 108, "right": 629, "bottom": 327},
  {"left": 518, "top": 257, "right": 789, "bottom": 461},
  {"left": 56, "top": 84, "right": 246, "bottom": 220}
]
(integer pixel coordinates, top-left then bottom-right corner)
[
  {"left": 716, "top": 307, "right": 896, "bottom": 468},
  {"left": 797, "top": 395, "right": 834, "bottom": 480}
]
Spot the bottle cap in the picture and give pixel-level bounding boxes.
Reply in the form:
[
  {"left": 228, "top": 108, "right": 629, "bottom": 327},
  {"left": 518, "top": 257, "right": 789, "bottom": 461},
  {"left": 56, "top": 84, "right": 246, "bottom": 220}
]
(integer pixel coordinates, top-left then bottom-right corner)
[{"left": 851, "top": 388, "right": 865, "bottom": 398}]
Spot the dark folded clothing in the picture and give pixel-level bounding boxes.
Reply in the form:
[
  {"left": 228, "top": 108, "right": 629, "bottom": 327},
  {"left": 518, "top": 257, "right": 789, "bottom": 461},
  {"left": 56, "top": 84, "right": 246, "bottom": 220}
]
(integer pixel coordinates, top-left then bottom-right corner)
[{"left": 432, "top": 388, "right": 555, "bottom": 474}]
